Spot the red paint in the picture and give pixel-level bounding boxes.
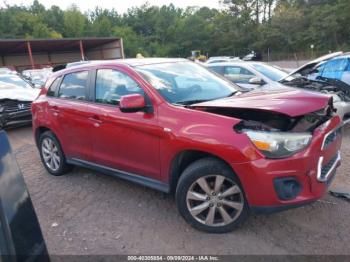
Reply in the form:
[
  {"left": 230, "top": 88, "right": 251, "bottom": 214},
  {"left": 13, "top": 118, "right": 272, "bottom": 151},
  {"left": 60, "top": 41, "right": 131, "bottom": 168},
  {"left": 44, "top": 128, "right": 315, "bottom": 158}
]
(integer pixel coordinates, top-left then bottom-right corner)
[
  {"left": 32, "top": 60, "right": 342, "bottom": 209},
  {"left": 194, "top": 88, "right": 332, "bottom": 117},
  {"left": 120, "top": 94, "right": 146, "bottom": 111}
]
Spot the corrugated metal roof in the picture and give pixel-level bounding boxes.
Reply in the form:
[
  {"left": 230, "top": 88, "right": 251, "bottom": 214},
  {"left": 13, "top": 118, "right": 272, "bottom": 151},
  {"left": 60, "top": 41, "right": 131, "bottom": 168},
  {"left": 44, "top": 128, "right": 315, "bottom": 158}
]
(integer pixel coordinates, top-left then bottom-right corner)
[{"left": 0, "top": 37, "right": 120, "bottom": 54}]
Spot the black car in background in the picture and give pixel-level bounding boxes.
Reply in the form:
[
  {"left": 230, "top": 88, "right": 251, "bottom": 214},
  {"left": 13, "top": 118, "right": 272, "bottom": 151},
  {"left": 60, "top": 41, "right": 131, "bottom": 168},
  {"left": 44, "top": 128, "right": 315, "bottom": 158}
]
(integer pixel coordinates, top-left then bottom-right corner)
[
  {"left": 0, "top": 74, "right": 39, "bottom": 128},
  {"left": 0, "top": 129, "right": 49, "bottom": 261}
]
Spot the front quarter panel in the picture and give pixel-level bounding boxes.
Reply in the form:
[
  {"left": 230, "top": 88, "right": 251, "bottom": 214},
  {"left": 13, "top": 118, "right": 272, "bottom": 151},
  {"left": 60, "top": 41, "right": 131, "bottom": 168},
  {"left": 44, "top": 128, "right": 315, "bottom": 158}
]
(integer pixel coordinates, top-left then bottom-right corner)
[{"left": 158, "top": 103, "right": 263, "bottom": 182}]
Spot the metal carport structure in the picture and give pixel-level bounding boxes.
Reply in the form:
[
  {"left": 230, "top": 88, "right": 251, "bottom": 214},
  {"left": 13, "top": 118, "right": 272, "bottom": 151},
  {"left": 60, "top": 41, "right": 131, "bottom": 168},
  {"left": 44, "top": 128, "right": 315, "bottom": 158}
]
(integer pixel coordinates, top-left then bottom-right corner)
[{"left": 0, "top": 37, "right": 124, "bottom": 71}]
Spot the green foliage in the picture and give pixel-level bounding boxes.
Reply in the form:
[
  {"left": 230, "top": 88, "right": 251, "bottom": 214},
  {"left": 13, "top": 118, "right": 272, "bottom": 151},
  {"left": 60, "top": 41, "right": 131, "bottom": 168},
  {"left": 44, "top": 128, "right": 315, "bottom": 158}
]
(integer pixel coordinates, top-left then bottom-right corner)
[
  {"left": 0, "top": 0, "right": 349, "bottom": 58},
  {"left": 63, "top": 5, "right": 86, "bottom": 37}
]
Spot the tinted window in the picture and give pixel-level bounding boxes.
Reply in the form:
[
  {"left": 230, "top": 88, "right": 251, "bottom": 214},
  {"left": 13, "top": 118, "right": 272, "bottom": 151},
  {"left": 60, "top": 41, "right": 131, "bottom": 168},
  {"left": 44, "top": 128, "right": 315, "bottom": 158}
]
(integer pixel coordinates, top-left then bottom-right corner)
[
  {"left": 47, "top": 76, "right": 61, "bottom": 97},
  {"left": 224, "top": 66, "right": 255, "bottom": 84},
  {"left": 95, "top": 69, "right": 144, "bottom": 105},
  {"left": 323, "top": 59, "right": 347, "bottom": 73},
  {"left": 346, "top": 59, "right": 350, "bottom": 72},
  {"left": 251, "top": 63, "right": 288, "bottom": 81},
  {"left": 58, "top": 71, "right": 88, "bottom": 100}
]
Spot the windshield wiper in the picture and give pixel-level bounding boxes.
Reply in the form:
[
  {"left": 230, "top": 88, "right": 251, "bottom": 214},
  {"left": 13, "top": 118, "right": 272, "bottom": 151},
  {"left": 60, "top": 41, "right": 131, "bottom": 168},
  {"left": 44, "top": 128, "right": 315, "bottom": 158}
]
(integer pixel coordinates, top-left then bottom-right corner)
[
  {"left": 176, "top": 99, "right": 211, "bottom": 105},
  {"left": 176, "top": 92, "right": 238, "bottom": 106}
]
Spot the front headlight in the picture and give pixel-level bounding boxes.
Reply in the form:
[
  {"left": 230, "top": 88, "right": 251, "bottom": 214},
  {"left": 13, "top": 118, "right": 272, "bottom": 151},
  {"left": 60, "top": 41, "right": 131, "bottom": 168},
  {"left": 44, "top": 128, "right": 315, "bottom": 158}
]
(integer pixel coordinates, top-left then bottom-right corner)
[
  {"left": 244, "top": 130, "right": 312, "bottom": 158},
  {"left": 0, "top": 105, "right": 4, "bottom": 113}
]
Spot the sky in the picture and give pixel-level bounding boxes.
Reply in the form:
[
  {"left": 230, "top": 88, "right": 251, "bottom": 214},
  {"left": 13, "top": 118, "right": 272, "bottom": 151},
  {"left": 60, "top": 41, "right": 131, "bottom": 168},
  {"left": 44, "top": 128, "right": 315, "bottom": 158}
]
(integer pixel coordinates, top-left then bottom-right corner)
[{"left": 1, "top": 0, "right": 223, "bottom": 13}]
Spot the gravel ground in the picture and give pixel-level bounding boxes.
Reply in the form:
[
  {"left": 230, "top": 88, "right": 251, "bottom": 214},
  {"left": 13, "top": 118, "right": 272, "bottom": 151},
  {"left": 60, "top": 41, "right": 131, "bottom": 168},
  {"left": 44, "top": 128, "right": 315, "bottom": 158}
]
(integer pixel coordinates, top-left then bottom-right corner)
[{"left": 6, "top": 125, "right": 350, "bottom": 255}]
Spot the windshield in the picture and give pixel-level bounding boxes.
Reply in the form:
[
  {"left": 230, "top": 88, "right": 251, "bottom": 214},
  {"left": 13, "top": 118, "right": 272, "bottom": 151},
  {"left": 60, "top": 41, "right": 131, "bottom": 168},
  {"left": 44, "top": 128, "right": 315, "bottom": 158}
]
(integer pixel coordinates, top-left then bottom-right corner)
[
  {"left": 251, "top": 63, "right": 288, "bottom": 81},
  {"left": 135, "top": 61, "right": 238, "bottom": 104},
  {"left": 0, "top": 75, "right": 32, "bottom": 89}
]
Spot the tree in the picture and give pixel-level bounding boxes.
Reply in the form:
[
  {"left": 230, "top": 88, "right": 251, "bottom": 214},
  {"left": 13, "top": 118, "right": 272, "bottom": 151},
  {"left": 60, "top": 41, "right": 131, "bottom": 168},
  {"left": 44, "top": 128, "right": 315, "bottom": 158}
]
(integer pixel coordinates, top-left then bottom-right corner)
[{"left": 63, "top": 5, "right": 86, "bottom": 37}]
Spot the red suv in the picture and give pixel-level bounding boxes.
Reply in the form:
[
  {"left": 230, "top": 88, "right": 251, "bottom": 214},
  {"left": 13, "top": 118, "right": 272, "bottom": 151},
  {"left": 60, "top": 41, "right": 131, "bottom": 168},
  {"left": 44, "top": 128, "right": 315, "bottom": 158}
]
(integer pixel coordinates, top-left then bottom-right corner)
[{"left": 32, "top": 59, "right": 342, "bottom": 233}]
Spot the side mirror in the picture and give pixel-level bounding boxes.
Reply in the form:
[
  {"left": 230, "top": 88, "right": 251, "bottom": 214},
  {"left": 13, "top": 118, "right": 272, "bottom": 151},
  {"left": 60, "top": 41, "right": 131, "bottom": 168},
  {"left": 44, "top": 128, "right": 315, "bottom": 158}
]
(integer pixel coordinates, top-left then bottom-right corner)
[
  {"left": 249, "top": 77, "right": 265, "bottom": 85},
  {"left": 119, "top": 94, "right": 147, "bottom": 113}
]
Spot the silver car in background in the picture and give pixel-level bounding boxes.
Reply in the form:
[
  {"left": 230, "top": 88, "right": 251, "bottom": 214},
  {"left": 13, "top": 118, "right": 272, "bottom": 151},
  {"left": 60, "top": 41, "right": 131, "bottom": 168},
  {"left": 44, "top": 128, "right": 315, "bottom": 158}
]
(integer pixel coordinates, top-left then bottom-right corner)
[{"left": 206, "top": 61, "right": 350, "bottom": 123}]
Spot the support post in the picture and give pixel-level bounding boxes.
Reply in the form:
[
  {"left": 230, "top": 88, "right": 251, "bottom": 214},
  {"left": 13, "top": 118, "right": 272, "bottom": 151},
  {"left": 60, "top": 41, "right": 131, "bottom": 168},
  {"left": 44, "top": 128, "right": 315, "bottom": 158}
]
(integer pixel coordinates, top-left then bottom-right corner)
[
  {"left": 79, "top": 40, "right": 85, "bottom": 61},
  {"left": 100, "top": 46, "right": 105, "bottom": 59},
  {"left": 26, "top": 41, "right": 35, "bottom": 69},
  {"left": 120, "top": 38, "right": 125, "bottom": 59}
]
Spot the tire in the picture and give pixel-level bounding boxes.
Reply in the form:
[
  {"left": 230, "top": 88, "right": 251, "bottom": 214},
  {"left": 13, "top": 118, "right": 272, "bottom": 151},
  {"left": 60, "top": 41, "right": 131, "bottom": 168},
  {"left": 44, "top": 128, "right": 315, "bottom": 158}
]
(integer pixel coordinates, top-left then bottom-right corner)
[
  {"left": 39, "top": 131, "right": 72, "bottom": 176},
  {"left": 175, "top": 157, "right": 249, "bottom": 233}
]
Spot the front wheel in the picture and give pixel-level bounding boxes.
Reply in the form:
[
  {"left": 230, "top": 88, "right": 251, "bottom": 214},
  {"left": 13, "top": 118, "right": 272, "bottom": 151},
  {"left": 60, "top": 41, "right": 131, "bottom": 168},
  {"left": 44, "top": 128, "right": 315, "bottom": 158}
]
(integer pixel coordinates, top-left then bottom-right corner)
[{"left": 176, "top": 158, "right": 249, "bottom": 233}]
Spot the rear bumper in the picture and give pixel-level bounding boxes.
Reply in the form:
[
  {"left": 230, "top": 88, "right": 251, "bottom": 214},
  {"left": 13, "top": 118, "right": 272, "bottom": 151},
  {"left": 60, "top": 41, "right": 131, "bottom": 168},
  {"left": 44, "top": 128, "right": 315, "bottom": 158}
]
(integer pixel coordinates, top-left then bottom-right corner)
[
  {"left": 232, "top": 116, "right": 342, "bottom": 209},
  {"left": 0, "top": 110, "right": 32, "bottom": 128}
]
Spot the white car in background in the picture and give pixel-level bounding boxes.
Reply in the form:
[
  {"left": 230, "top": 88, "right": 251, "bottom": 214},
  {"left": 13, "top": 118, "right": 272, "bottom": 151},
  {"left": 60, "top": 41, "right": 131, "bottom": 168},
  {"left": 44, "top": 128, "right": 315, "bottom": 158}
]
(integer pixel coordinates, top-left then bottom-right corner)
[
  {"left": 205, "top": 56, "right": 241, "bottom": 64},
  {"left": 0, "top": 74, "right": 40, "bottom": 128}
]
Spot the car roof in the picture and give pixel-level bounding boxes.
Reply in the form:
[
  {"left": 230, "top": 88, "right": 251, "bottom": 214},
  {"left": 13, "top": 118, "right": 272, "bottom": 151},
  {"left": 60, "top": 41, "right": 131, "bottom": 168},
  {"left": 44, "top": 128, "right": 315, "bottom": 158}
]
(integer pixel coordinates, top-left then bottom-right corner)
[
  {"left": 327, "top": 53, "right": 350, "bottom": 60},
  {"left": 76, "top": 58, "right": 187, "bottom": 68},
  {"left": 50, "top": 58, "right": 189, "bottom": 78},
  {"left": 206, "top": 61, "right": 262, "bottom": 66}
]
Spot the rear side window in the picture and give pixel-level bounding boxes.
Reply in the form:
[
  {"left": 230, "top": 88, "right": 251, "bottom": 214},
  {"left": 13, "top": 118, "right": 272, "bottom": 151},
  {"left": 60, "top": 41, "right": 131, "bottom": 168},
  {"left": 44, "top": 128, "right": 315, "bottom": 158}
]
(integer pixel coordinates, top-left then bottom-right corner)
[
  {"left": 95, "top": 69, "right": 144, "bottom": 105},
  {"left": 224, "top": 66, "right": 255, "bottom": 84},
  {"left": 47, "top": 76, "right": 61, "bottom": 97},
  {"left": 58, "top": 71, "right": 88, "bottom": 100},
  {"left": 209, "top": 66, "right": 224, "bottom": 75}
]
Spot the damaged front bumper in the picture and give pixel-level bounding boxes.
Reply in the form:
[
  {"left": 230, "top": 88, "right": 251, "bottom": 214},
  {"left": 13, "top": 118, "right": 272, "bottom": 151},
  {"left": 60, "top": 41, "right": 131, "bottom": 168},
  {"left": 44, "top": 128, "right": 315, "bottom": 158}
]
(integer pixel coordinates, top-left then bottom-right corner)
[
  {"left": 0, "top": 109, "right": 32, "bottom": 128},
  {"left": 232, "top": 115, "right": 343, "bottom": 213},
  {"left": 0, "top": 100, "right": 33, "bottom": 128}
]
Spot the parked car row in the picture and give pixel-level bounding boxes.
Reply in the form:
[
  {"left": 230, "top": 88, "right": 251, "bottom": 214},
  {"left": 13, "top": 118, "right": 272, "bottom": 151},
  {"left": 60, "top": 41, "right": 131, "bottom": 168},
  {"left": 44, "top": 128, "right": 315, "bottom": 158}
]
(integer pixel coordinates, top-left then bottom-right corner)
[
  {"left": 206, "top": 54, "right": 350, "bottom": 125},
  {"left": 31, "top": 58, "right": 343, "bottom": 233}
]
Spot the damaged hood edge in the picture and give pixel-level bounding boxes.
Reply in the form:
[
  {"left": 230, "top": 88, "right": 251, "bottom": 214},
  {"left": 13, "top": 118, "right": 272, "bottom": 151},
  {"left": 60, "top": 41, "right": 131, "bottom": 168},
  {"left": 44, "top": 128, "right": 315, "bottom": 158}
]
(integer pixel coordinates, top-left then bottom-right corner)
[
  {"left": 191, "top": 88, "right": 332, "bottom": 117},
  {"left": 0, "top": 88, "right": 40, "bottom": 102}
]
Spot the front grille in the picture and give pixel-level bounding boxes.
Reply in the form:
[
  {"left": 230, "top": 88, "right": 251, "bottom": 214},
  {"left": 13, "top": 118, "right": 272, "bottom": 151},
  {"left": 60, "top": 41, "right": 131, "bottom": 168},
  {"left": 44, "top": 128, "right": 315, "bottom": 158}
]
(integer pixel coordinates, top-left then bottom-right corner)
[
  {"left": 1, "top": 100, "right": 31, "bottom": 113},
  {"left": 322, "top": 127, "right": 342, "bottom": 149}
]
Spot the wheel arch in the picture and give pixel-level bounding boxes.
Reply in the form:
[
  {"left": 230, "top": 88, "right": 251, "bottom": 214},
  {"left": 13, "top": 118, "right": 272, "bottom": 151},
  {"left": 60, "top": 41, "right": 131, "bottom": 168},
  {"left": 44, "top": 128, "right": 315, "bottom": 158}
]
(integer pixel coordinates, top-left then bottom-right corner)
[
  {"left": 168, "top": 149, "right": 237, "bottom": 194},
  {"left": 35, "top": 126, "right": 52, "bottom": 147}
]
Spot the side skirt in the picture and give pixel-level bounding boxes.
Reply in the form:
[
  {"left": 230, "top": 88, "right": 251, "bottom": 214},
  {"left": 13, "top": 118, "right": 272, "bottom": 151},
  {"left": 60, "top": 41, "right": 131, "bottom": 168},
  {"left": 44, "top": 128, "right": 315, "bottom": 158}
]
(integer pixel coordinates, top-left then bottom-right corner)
[{"left": 67, "top": 158, "right": 170, "bottom": 193}]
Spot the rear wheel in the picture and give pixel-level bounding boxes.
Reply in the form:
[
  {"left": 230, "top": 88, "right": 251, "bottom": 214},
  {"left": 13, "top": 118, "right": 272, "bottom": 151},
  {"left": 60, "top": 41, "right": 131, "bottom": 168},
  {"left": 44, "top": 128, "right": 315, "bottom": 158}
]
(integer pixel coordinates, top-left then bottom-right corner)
[
  {"left": 39, "top": 131, "right": 72, "bottom": 176},
  {"left": 176, "top": 158, "right": 249, "bottom": 233}
]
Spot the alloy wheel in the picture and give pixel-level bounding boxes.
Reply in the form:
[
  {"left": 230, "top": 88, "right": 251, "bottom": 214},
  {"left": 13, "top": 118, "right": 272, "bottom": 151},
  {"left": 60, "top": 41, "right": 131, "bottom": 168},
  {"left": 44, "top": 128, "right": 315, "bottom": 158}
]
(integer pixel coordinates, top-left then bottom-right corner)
[
  {"left": 41, "top": 137, "right": 61, "bottom": 172},
  {"left": 186, "top": 175, "right": 244, "bottom": 227}
]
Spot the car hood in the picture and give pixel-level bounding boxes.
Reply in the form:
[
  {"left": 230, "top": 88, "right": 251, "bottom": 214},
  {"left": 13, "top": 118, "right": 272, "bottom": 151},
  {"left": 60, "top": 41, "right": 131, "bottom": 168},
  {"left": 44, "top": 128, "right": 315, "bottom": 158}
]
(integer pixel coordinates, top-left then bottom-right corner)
[
  {"left": 191, "top": 88, "right": 332, "bottom": 117},
  {"left": 282, "top": 51, "right": 343, "bottom": 80},
  {"left": 0, "top": 87, "right": 40, "bottom": 101}
]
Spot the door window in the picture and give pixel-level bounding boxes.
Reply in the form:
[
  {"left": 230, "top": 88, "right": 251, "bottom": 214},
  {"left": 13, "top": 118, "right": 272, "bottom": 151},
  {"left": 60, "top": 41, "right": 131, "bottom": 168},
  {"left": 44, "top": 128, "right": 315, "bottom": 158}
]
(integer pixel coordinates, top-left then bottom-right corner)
[
  {"left": 209, "top": 66, "right": 224, "bottom": 75},
  {"left": 95, "top": 69, "right": 144, "bottom": 105},
  {"left": 224, "top": 66, "right": 255, "bottom": 83},
  {"left": 47, "top": 76, "right": 61, "bottom": 97},
  {"left": 322, "top": 58, "right": 348, "bottom": 80},
  {"left": 58, "top": 71, "right": 89, "bottom": 100}
]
